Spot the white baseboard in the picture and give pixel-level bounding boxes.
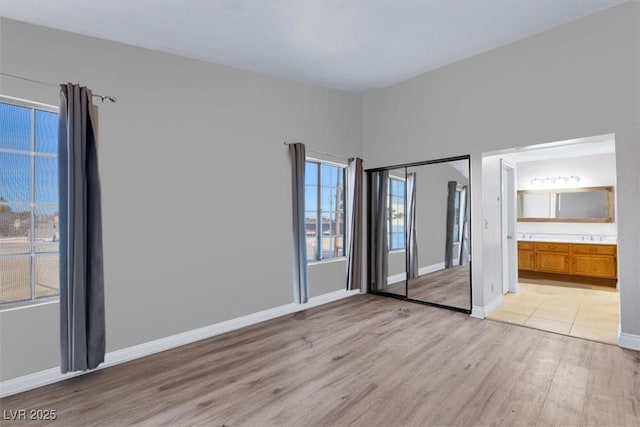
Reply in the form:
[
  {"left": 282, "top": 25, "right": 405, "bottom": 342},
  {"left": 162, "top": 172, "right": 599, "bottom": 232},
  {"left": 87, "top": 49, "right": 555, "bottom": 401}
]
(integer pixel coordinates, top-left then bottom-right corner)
[
  {"left": 419, "top": 262, "right": 445, "bottom": 276},
  {"left": 471, "top": 294, "right": 504, "bottom": 319},
  {"left": 387, "top": 272, "right": 406, "bottom": 285},
  {"left": 386, "top": 262, "right": 446, "bottom": 285},
  {"left": 0, "top": 289, "right": 361, "bottom": 398},
  {"left": 618, "top": 331, "right": 640, "bottom": 351}
]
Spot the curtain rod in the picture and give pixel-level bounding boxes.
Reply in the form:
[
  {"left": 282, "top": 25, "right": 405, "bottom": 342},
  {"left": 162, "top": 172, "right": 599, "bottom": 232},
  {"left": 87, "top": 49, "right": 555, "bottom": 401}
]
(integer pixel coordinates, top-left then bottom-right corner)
[
  {"left": 0, "top": 72, "right": 117, "bottom": 103},
  {"left": 283, "top": 141, "right": 355, "bottom": 162}
]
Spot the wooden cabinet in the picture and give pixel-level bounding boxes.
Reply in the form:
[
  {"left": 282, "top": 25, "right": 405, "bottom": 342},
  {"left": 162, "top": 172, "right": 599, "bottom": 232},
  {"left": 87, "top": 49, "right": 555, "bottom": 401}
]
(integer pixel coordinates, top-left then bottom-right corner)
[
  {"left": 518, "top": 242, "right": 535, "bottom": 271},
  {"left": 536, "top": 252, "right": 571, "bottom": 274},
  {"left": 534, "top": 243, "right": 570, "bottom": 274},
  {"left": 518, "top": 250, "right": 535, "bottom": 271},
  {"left": 517, "top": 241, "right": 617, "bottom": 280}
]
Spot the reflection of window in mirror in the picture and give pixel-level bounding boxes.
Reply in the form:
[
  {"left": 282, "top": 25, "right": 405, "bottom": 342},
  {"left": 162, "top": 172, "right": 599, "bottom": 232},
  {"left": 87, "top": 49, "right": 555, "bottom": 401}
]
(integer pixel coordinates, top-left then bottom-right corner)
[{"left": 388, "top": 177, "right": 405, "bottom": 251}]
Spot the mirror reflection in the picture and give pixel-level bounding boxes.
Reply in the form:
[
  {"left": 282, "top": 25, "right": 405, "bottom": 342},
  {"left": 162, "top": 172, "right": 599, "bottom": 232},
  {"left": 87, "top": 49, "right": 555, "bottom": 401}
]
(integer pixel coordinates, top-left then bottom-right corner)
[
  {"left": 406, "top": 160, "right": 470, "bottom": 310},
  {"left": 517, "top": 187, "right": 614, "bottom": 222},
  {"left": 369, "top": 168, "right": 406, "bottom": 296},
  {"left": 368, "top": 157, "right": 471, "bottom": 312}
]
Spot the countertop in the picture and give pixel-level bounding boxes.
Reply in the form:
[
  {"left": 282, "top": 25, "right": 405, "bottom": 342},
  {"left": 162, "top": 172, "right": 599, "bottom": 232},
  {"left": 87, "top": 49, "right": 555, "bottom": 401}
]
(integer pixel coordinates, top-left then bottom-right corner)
[{"left": 517, "top": 234, "right": 617, "bottom": 245}]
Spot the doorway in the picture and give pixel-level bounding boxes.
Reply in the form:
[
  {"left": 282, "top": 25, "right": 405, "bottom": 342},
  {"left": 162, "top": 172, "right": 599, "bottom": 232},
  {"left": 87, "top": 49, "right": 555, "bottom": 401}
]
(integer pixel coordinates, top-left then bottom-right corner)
[{"left": 484, "top": 134, "right": 620, "bottom": 345}]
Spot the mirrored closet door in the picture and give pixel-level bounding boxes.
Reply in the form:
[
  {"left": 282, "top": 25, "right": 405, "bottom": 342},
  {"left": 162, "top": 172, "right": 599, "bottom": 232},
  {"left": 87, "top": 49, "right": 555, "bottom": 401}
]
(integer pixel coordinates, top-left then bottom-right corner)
[
  {"left": 367, "top": 156, "right": 472, "bottom": 313},
  {"left": 369, "top": 168, "right": 407, "bottom": 297}
]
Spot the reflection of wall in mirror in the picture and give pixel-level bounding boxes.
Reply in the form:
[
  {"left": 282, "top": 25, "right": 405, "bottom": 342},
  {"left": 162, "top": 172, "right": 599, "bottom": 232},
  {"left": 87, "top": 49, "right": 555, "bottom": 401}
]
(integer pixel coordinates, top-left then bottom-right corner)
[
  {"left": 556, "top": 191, "right": 608, "bottom": 218},
  {"left": 520, "top": 193, "right": 554, "bottom": 218},
  {"left": 411, "top": 161, "right": 469, "bottom": 270}
]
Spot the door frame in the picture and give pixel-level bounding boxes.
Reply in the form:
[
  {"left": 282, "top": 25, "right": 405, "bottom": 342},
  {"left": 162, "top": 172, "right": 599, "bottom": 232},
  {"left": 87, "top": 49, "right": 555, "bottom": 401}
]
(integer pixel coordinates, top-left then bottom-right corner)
[
  {"left": 500, "top": 159, "right": 518, "bottom": 294},
  {"left": 365, "top": 154, "right": 473, "bottom": 314}
]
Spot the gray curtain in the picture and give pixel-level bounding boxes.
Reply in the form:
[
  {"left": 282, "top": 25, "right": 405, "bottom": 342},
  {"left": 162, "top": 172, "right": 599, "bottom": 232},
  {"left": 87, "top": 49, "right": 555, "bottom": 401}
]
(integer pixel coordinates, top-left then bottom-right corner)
[
  {"left": 58, "top": 83, "right": 105, "bottom": 373},
  {"left": 289, "top": 143, "right": 309, "bottom": 303},
  {"left": 406, "top": 173, "right": 419, "bottom": 279},
  {"left": 373, "top": 171, "right": 389, "bottom": 289},
  {"left": 457, "top": 186, "right": 469, "bottom": 265},
  {"left": 346, "top": 158, "right": 363, "bottom": 291},
  {"left": 444, "top": 180, "right": 457, "bottom": 269}
]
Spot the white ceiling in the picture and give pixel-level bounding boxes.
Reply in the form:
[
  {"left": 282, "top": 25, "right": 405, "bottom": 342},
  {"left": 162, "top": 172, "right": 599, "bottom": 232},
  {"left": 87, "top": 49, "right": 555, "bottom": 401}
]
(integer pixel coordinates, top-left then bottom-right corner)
[{"left": 0, "top": 0, "right": 627, "bottom": 92}]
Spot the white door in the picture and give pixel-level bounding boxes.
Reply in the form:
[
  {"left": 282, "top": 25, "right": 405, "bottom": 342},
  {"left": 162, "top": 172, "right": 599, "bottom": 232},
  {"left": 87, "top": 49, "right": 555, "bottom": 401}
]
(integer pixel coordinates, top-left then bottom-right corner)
[{"left": 501, "top": 160, "right": 517, "bottom": 294}]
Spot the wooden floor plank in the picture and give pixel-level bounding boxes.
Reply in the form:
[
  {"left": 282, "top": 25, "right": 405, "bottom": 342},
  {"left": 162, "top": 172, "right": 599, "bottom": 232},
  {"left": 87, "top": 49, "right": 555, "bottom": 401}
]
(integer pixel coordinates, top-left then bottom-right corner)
[{"left": 1, "top": 295, "right": 637, "bottom": 427}]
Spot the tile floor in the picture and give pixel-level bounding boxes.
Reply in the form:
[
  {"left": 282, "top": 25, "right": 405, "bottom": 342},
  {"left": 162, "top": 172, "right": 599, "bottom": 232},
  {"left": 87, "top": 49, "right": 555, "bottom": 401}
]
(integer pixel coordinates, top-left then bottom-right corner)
[{"left": 486, "top": 279, "right": 619, "bottom": 344}]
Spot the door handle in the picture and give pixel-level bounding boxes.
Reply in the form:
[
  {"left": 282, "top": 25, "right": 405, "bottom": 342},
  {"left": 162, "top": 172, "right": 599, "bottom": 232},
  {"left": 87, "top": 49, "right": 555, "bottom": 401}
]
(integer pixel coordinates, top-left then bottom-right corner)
[{"left": 506, "top": 235, "right": 513, "bottom": 240}]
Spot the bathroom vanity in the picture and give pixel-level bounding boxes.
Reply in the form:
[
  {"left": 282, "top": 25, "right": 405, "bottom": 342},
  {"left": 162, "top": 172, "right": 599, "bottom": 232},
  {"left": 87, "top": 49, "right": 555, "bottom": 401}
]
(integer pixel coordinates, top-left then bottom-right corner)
[
  {"left": 516, "top": 185, "right": 617, "bottom": 286},
  {"left": 518, "top": 240, "right": 617, "bottom": 283}
]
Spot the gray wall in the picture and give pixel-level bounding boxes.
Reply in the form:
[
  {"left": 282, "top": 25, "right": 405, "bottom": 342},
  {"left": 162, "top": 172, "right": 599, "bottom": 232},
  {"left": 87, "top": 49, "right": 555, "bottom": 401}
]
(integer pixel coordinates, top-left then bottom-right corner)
[
  {"left": 362, "top": 2, "right": 639, "bottom": 332},
  {"left": 0, "top": 19, "right": 361, "bottom": 380}
]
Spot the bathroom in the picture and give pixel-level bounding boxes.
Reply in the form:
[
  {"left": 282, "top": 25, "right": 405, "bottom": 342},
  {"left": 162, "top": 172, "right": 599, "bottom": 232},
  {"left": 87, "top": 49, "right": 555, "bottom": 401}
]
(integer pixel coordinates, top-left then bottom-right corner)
[{"left": 486, "top": 136, "right": 619, "bottom": 344}]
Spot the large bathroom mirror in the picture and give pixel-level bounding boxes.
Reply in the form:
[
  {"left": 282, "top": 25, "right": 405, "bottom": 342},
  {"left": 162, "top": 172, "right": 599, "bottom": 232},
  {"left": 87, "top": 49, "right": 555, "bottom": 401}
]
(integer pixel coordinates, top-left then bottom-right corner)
[
  {"left": 367, "top": 156, "right": 471, "bottom": 313},
  {"left": 517, "top": 186, "right": 614, "bottom": 222}
]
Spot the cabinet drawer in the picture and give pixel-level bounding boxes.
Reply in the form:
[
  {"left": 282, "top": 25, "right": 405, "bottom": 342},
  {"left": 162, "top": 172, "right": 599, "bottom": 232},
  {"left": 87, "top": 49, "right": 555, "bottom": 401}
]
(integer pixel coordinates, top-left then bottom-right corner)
[
  {"left": 518, "top": 242, "right": 534, "bottom": 251},
  {"left": 535, "top": 243, "right": 570, "bottom": 253},
  {"left": 572, "top": 244, "right": 616, "bottom": 255}
]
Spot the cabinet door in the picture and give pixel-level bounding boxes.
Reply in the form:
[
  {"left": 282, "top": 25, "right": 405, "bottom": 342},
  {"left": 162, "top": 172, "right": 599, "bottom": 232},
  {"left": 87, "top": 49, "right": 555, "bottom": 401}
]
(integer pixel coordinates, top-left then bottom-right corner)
[
  {"left": 518, "top": 250, "right": 535, "bottom": 271},
  {"left": 572, "top": 255, "right": 617, "bottom": 279},
  {"left": 536, "top": 252, "right": 571, "bottom": 274}
]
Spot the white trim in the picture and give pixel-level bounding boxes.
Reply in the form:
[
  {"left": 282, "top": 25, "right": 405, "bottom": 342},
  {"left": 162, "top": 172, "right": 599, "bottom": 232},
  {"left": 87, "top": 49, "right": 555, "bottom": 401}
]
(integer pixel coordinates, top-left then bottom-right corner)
[
  {"left": 386, "top": 262, "right": 446, "bottom": 286},
  {"left": 387, "top": 272, "right": 406, "bottom": 284},
  {"left": 0, "top": 298, "right": 59, "bottom": 313},
  {"left": 0, "top": 94, "right": 58, "bottom": 112},
  {"left": 471, "top": 295, "right": 504, "bottom": 319},
  {"left": 305, "top": 155, "right": 347, "bottom": 168},
  {"left": 308, "top": 257, "right": 347, "bottom": 267},
  {"left": 419, "top": 262, "right": 445, "bottom": 275},
  {"left": 618, "top": 331, "right": 640, "bottom": 351},
  {"left": 0, "top": 289, "right": 361, "bottom": 398}
]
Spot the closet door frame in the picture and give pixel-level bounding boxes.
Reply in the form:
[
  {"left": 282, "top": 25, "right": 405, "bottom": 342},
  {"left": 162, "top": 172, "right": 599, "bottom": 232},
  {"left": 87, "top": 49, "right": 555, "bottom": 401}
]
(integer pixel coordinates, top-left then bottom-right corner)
[{"left": 366, "top": 154, "right": 473, "bottom": 314}]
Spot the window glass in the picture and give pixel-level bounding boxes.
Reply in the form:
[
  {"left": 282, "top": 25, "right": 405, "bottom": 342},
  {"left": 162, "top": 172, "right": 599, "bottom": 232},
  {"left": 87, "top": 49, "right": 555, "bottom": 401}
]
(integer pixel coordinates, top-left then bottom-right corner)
[
  {"left": 0, "top": 100, "right": 59, "bottom": 306},
  {"left": 389, "top": 177, "right": 405, "bottom": 251},
  {"left": 0, "top": 103, "right": 31, "bottom": 151},
  {"left": 305, "top": 161, "right": 345, "bottom": 261}
]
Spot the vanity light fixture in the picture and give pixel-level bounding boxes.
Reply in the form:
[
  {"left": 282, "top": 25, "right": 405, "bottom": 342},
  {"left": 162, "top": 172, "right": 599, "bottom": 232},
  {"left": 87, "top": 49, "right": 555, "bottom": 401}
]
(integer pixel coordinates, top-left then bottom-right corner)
[{"left": 530, "top": 175, "right": 580, "bottom": 185}]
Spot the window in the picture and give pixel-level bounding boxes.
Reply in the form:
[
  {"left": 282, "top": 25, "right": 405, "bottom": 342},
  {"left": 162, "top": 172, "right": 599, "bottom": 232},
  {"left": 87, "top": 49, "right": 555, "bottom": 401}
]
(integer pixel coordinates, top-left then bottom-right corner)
[
  {"left": 389, "top": 177, "right": 405, "bottom": 251},
  {"left": 305, "top": 160, "right": 345, "bottom": 262},
  {"left": 0, "top": 98, "right": 59, "bottom": 306}
]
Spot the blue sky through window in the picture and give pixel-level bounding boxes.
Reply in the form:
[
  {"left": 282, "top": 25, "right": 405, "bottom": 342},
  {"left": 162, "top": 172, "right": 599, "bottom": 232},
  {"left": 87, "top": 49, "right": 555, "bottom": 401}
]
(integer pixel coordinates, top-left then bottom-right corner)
[
  {"left": 0, "top": 103, "right": 30, "bottom": 151},
  {"left": 0, "top": 103, "right": 59, "bottom": 206}
]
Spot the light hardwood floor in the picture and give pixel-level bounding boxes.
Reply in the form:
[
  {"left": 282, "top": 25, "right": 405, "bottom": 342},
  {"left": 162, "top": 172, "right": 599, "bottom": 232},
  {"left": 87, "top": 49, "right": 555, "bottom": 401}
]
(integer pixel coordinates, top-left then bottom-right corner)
[
  {"left": 1, "top": 295, "right": 639, "bottom": 426},
  {"left": 385, "top": 264, "right": 471, "bottom": 310}
]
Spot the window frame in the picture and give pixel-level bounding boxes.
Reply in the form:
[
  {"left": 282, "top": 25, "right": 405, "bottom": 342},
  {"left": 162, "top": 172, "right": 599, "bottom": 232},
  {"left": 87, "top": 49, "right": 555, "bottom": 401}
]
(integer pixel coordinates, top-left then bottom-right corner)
[
  {"left": 0, "top": 95, "right": 60, "bottom": 310},
  {"left": 305, "top": 158, "right": 347, "bottom": 264}
]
